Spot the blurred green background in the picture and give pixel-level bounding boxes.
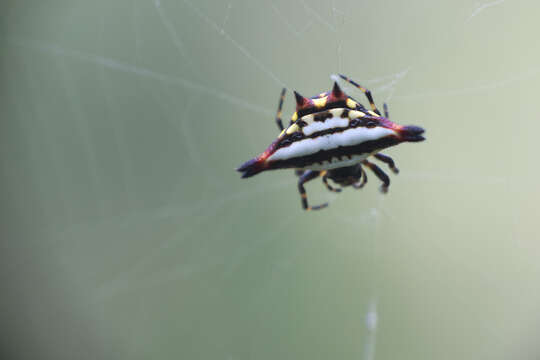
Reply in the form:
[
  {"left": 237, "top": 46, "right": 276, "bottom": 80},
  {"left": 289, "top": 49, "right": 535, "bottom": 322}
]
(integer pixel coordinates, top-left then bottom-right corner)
[{"left": 2, "top": 0, "right": 540, "bottom": 359}]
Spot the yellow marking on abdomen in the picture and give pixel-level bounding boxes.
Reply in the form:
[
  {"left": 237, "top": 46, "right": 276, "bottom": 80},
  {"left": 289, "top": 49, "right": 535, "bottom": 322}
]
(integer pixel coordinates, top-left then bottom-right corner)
[
  {"left": 286, "top": 123, "right": 301, "bottom": 134},
  {"left": 348, "top": 110, "right": 365, "bottom": 118},
  {"left": 301, "top": 114, "right": 315, "bottom": 125},
  {"left": 329, "top": 108, "right": 343, "bottom": 117},
  {"left": 312, "top": 97, "right": 327, "bottom": 108},
  {"left": 346, "top": 98, "right": 357, "bottom": 109}
]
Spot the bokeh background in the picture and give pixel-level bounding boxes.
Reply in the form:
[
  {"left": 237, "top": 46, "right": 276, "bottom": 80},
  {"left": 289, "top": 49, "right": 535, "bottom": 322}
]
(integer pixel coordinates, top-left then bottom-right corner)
[{"left": 2, "top": 0, "right": 540, "bottom": 359}]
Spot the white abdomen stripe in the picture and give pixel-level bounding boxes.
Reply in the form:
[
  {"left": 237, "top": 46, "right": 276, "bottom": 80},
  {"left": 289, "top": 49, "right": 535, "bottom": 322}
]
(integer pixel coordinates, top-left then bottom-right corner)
[
  {"left": 268, "top": 127, "right": 396, "bottom": 162},
  {"left": 302, "top": 117, "right": 349, "bottom": 136}
]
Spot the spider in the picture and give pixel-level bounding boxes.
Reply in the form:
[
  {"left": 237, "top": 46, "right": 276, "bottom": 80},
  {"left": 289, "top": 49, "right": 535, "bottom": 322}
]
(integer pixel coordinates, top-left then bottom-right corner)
[{"left": 237, "top": 74, "right": 425, "bottom": 211}]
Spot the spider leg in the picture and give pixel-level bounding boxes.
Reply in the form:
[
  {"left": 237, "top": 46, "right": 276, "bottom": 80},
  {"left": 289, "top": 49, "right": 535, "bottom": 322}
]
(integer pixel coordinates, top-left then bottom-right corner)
[
  {"left": 298, "top": 170, "right": 328, "bottom": 211},
  {"left": 353, "top": 166, "right": 367, "bottom": 189},
  {"left": 383, "top": 103, "right": 389, "bottom": 118},
  {"left": 338, "top": 74, "right": 381, "bottom": 116},
  {"left": 275, "top": 88, "right": 286, "bottom": 131},
  {"left": 321, "top": 171, "right": 341, "bottom": 193},
  {"left": 374, "top": 153, "right": 399, "bottom": 174},
  {"left": 362, "top": 160, "right": 390, "bottom": 193}
]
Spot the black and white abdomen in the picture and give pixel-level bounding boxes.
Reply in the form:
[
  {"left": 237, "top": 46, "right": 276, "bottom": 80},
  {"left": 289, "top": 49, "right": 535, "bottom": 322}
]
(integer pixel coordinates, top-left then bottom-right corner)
[{"left": 266, "top": 109, "right": 400, "bottom": 171}]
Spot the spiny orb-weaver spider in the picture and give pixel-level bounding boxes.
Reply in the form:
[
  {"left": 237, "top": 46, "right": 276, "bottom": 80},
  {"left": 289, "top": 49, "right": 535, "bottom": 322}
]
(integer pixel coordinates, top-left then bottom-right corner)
[{"left": 237, "top": 75, "right": 425, "bottom": 211}]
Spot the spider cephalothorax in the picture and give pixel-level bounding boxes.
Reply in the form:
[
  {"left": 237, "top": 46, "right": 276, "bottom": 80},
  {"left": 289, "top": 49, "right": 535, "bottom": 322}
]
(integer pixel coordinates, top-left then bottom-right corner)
[{"left": 237, "top": 74, "right": 425, "bottom": 211}]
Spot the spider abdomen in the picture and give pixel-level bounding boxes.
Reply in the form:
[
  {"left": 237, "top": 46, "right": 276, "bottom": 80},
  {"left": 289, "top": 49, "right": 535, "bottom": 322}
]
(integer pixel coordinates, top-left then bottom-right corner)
[
  {"left": 268, "top": 123, "right": 398, "bottom": 169},
  {"left": 252, "top": 108, "right": 400, "bottom": 172}
]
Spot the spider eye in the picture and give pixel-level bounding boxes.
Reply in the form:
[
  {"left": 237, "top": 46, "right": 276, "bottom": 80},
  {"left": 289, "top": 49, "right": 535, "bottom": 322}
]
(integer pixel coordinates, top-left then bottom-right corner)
[{"left": 349, "top": 119, "right": 360, "bottom": 127}]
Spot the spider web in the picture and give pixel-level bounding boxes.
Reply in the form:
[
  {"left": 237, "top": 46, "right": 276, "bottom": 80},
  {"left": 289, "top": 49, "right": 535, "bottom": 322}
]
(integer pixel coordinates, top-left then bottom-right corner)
[{"left": 2, "top": 0, "right": 540, "bottom": 359}]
